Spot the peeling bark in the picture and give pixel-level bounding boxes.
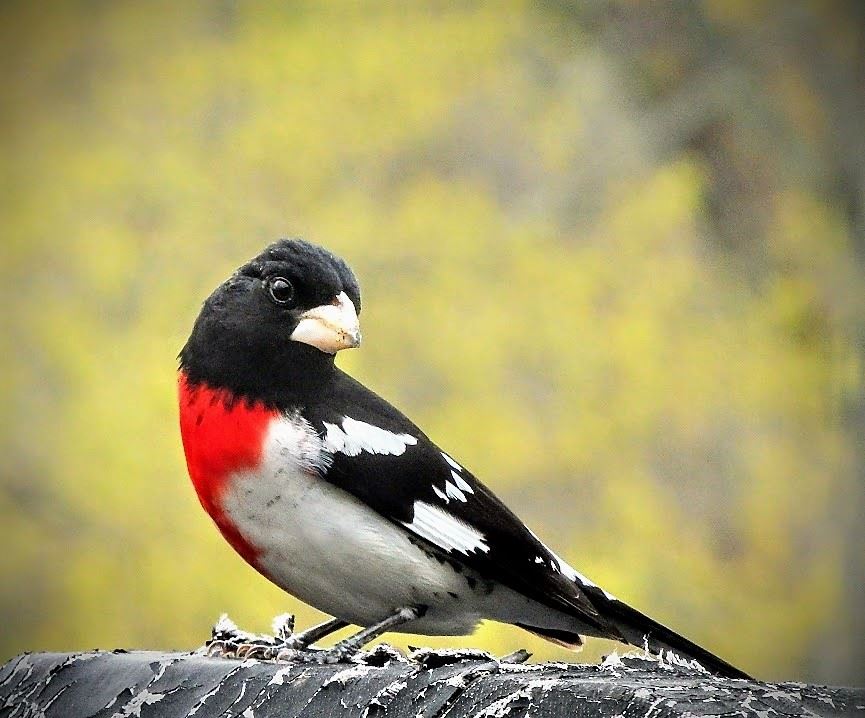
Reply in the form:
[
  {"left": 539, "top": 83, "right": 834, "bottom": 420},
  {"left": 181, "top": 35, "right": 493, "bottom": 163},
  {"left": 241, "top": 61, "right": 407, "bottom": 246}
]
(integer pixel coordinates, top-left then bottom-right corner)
[{"left": 1, "top": 650, "right": 862, "bottom": 717}]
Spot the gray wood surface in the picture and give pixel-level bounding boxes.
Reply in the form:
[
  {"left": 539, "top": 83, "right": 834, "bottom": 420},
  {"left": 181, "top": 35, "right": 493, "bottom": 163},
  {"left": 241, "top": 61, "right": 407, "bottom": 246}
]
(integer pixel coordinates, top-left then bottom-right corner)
[{"left": 1, "top": 650, "right": 863, "bottom": 717}]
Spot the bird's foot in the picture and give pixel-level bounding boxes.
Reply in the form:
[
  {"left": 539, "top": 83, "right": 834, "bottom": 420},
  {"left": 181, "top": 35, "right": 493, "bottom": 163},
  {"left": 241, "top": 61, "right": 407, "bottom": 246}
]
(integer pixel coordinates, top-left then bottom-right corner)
[
  {"left": 202, "top": 612, "right": 336, "bottom": 660},
  {"left": 200, "top": 611, "right": 530, "bottom": 667},
  {"left": 200, "top": 613, "right": 285, "bottom": 660},
  {"left": 201, "top": 613, "right": 356, "bottom": 660}
]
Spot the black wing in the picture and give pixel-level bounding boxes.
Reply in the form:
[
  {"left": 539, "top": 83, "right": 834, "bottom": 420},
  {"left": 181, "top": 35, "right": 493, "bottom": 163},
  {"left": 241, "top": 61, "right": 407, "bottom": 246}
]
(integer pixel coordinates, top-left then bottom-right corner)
[{"left": 302, "top": 369, "right": 616, "bottom": 638}]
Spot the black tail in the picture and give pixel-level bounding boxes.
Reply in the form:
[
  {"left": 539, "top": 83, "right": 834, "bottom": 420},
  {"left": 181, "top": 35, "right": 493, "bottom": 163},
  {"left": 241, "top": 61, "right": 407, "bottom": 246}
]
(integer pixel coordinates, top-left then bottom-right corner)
[
  {"left": 522, "top": 594, "right": 751, "bottom": 679},
  {"left": 599, "top": 596, "right": 751, "bottom": 679}
]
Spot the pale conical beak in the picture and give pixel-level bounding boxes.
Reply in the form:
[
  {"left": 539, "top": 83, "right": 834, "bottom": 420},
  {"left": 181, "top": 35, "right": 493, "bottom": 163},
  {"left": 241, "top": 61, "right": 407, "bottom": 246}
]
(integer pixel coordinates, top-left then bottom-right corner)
[{"left": 290, "top": 291, "right": 361, "bottom": 354}]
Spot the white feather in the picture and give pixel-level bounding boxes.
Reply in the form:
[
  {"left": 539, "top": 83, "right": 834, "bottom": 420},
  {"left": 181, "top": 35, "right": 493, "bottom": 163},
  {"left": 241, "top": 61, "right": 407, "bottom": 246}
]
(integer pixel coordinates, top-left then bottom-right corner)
[
  {"left": 450, "top": 471, "right": 473, "bottom": 493},
  {"left": 323, "top": 416, "right": 417, "bottom": 457},
  {"left": 402, "top": 501, "right": 489, "bottom": 555},
  {"left": 444, "top": 481, "right": 467, "bottom": 502},
  {"left": 441, "top": 452, "right": 463, "bottom": 471}
]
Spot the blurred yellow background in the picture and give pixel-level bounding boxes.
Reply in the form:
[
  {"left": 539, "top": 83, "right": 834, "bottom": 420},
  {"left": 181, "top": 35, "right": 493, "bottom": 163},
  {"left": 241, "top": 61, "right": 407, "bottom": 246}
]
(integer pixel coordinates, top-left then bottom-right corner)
[{"left": 2, "top": 1, "right": 863, "bottom": 685}]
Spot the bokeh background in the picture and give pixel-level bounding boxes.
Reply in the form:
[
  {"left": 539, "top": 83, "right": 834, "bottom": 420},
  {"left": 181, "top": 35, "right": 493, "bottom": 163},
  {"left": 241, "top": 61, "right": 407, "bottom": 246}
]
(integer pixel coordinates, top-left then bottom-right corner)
[{"left": 2, "top": 1, "right": 864, "bottom": 685}]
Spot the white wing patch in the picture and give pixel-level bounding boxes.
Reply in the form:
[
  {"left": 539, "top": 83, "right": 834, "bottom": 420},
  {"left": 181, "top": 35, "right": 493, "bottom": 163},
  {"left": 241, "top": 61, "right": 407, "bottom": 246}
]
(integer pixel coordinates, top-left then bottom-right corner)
[
  {"left": 403, "top": 501, "right": 490, "bottom": 555},
  {"left": 323, "top": 417, "right": 418, "bottom": 457},
  {"left": 444, "top": 481, "right": 467, "bottom": 503},
  {"left": 432, "top": 455, "right": 475, "bottom": 505},
  {"left": 441, "top": 452, "right": 463, "bottom": 471},
  {"left": 450, "top": 470, "right": 473, "bottom": 494}
]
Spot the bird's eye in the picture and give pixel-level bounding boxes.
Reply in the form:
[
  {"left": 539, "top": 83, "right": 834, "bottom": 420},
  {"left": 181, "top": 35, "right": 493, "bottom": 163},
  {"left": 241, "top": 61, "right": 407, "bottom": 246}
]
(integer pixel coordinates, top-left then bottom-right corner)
[{"left": 267, "top": 277, "right": 295, "bottom": 305}]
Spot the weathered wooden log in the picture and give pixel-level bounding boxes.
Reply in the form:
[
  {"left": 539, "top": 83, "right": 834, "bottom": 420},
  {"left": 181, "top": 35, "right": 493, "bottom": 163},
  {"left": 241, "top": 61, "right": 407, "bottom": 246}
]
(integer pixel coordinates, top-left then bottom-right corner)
[{"left": 1, "top": 649, "right": 863, "bottom": 717}]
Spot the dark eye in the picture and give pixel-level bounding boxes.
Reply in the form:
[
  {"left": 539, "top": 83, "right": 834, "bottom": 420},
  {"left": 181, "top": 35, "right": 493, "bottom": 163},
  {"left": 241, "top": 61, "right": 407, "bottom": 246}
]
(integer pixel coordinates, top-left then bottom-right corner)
[{"left": 267, "top": 276, "right": 295, "bottom": 305}]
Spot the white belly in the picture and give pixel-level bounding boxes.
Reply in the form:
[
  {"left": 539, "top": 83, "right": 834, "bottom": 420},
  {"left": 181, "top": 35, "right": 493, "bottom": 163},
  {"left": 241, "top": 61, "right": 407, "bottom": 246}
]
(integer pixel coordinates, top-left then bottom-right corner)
[{"left": 219, "top": 416, "right": 484, "bottom": 633}]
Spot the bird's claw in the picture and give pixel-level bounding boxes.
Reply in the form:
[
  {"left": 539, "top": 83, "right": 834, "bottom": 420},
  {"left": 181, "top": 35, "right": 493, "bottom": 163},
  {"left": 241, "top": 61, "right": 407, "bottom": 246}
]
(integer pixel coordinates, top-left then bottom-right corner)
[
  {"left": 201, "top": 613, "right": 300, "bottom": 660},
  {"left": 203, "top": 637, "right": 279, "bottom": 660},
  {"left": 203, "top": 639, "right": 242, "bottom": 658},
  {"left": 235, "top": 642, "right": 282, "bottom": 660},
  {"left": 201, "top": 613, "right": 353, "bottom": 663}
]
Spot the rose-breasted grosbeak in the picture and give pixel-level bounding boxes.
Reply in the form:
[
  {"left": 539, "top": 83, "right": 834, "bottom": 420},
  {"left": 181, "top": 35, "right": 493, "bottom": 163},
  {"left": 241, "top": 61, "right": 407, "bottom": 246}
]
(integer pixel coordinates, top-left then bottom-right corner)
[{"left": 178, "top": 239, "right": 749, "bottom": 677}]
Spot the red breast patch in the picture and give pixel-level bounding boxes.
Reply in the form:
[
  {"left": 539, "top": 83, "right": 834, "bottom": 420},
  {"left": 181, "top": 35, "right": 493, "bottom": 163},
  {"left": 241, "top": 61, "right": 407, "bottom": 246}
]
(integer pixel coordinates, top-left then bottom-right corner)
[{"left": 178, "top": 372, "right": 278, "bottom": 566}]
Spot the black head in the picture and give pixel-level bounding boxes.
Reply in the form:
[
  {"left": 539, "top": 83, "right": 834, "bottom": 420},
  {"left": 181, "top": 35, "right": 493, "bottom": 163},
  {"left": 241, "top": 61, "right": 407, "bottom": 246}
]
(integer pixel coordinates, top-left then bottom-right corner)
[{"left": 179, "top": 239, "right": 362, "bottom": 404}]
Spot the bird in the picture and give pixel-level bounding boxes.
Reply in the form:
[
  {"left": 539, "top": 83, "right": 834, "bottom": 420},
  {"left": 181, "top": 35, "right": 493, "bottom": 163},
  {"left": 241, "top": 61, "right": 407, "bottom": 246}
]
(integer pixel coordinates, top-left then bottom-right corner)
[{"left": 177, "top": 238, "right": 750, "bottom": 678}]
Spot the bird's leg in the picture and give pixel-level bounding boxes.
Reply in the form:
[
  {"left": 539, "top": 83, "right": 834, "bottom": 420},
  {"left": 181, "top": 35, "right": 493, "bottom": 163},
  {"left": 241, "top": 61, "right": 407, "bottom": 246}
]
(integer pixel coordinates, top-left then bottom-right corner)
[
  {"left": 280, "top": 617, "right": 349, "bottom": 650},
  {"left": 311, "top": 606, "right": 423, "bottom": 664}
]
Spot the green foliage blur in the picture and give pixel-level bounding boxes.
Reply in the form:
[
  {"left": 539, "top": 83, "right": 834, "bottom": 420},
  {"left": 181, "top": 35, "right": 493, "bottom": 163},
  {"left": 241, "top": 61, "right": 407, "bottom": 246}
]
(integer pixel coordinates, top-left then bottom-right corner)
[{"left": 2, "top": 1, "right": 863, "bottom": 685}]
